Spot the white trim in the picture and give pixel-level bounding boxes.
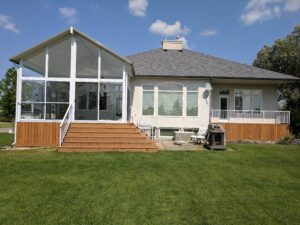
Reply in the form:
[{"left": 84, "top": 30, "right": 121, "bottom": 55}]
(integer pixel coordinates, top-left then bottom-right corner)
[
  {"left": 182, "top": 87, "right": 187, "bottom": 117},
  {"left": 122, "top": 65, "right": 127, "bottom": 122},
  {"left": 45, "top": 47, "right": 49, "bottom": 78},
  {"left": 70, "top": 35, "right": 77, "bottom": 120},
  {"left": 98, "top": 48, "right": 101, "bottom": 80},
  {"left": 20, "top": 77, "right": 71, "bottom": 82},
  {"left": 73, "top": 120, "right": 123, "bottom": 123},
  {"left": 16, "top": 61, "right": 22, "bottom": 122},
  {"left": 154, "top": 86, "right": 158, "bottom": 116}
]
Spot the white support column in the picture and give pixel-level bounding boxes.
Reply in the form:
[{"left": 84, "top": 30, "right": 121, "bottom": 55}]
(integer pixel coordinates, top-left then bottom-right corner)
[
  {"left": 122, "top": 65, "right": 127, "bottom": 122},
  {"left": 45, "top": 47, "right": 49, "bottom": 78},
  {"left": 14, "top": 62, "right": 22, "bottom": 145},
  {"left": 69, "top": 35, "right": 77, "bottom": 121},
  {"left": 154, "top": 86, "right": 158, "bottom": 116},
  {"left": 44, "top": 47, "right": 49, "bottom": 120},
  {"left": 182, "top": 86, "right": 187, "bottom": 117},
  {"left": 97, "top": 48, "right": 101, "bottom": 120},
  {"left": 16, "top": 61, "right": 23, "bottom": 122}
]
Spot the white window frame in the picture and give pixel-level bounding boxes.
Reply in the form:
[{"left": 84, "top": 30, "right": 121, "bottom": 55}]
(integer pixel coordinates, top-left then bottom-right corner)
[
  {"left": 186, "top": 87, "right": 199, "bottom": 117},
  {"left": 157, "top": 82, "right": 184, "bottom": 117},
  {"left": 141, "top": 84, "right": 155, "bottom": 116},
  {"left": 234, "top": 89, "right": 263, "bottom": 111}
]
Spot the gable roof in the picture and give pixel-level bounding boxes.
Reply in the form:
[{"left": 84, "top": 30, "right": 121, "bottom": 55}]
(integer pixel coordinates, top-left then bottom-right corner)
[
  {"left": 127, "top": 48, "right": 298, "bottom": 81},
  {"left": 10, "top": 27, "right": 132, "bottom": 65}
]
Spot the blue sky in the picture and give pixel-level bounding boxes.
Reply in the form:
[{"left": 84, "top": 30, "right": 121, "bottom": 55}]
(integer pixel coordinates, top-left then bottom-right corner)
[{"left": 0, "top": 0, "right": 299, "bottom": 78}]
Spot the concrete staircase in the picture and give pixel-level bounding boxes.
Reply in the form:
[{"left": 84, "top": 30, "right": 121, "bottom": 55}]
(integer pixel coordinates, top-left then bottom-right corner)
[{"left": 58, "top": 123, "right": 158, "bottom": 152}]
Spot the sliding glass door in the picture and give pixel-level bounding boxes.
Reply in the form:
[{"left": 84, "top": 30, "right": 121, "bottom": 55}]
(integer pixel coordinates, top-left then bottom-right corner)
[
  {"left": 99, "top": 83, "right": 122, "bottom": 121},
  {"left": 75, "top": 82, "right": 98, "bottom": 120},
  {"left": 75, "top": 82, "right": 123, "bottom": 121}
]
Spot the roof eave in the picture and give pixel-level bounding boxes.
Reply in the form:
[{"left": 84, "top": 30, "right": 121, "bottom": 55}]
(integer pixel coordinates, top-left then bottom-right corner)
[
  {"left": 10, "top": 27, "right": 133, "bottom": 66},
  {"left": 134, "top": 74, "right": 299, "bottom": 82}
]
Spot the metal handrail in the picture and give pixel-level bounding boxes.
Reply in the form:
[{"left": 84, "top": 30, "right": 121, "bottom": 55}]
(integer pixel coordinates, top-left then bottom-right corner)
[
  {"left": 59, "top": 103, "right": 73, "bottom": 147},
  {"left": 210, "top": 109, "right": 290, "bottom": 124},
  {"left": 137, "top": 122, "right": 155, "bottom": 139}
]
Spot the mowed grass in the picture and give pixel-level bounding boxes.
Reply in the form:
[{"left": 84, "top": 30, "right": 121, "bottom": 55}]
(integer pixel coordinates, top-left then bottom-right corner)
[
  {"left": 0, "top": 133, "right": 13, "bottom": 147},
  {"left": 0, "top": 122, "right": 12, "bottom": 128},
  {"left": 0, "top": 144, "right": 300, "bottom": 225}
]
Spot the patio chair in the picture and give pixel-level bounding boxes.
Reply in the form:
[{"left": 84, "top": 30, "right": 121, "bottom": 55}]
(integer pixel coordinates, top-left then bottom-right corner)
[{"left": 191, "top": 125, "right": 207, "bottom": 144}]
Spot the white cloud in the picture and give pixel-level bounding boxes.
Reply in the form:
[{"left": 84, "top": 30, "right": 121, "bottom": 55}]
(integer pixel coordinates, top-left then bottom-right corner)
[
  {"left": 128, "top": 0, "right": 148, "bottom": 17},
  {"left": 0, "top": 13, "right": 20, "bottom": 33},
  {"left": 59, "top": 7, "right": 78, "bottom": 24},
  {"left": 149, "top": 20, "right": 190, "bottom": 36},
  {"left": 240, "top": 0, "right": 300, "bottom": 25},
  {"left": 241, "top": 0, "right": 282, "bottom": 25},
  {"left": 284, "top": 0, "right": 300, "bottom": 12},
  {"left": 199, "top": 29, "right": 217, "bottom": 37},
  {"left": 178, "top": 37, "right": 191, "bottom": 49}
]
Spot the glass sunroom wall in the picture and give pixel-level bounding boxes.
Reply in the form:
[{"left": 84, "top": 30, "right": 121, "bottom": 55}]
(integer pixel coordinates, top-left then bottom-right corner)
[
  {"left": 22, "top": 49, "right": 46, "bottom": 77},
  {"left": 19, "top": 36, "right": 72, "bottom": 120},
  {"left": 46, "top": 82, "right": 70, "bottom": 119},
  {"left": 101, "top": 49, "right": 123, "bottom": 79},
  {"left": 48, "top": 37, "right": 71, "bottom": 78},
  {"left": 76, "top": 36, "right": 99, "bottom": 79},
  {"left": 21, "top": 81, "right": 45, "bottom": 119},
  {"left": 99, "top": 83, "right": 123, "bottom": 121}
]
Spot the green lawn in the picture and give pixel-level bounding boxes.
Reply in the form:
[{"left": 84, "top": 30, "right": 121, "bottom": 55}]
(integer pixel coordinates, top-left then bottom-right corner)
[
  {"left": 0, "top": 133, "right": 13, "bottom": 147},
  {"left": 0, "top": 122, "right": 12, "bottom": 128},
  {"left": 0, "top": 144, "right": 299, "bottom": 225}
]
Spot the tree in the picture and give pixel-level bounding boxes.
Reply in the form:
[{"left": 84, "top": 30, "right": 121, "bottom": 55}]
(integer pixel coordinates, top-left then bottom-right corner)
[
  {"left": 0, "top": 67, "right": 17, "bottom": 122},
  {"left": 253, "top": 24, "right": 300, "bottom": 134}
]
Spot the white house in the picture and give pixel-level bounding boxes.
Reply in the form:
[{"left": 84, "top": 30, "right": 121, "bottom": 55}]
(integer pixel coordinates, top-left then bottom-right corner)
[{"left": 10, "top": 28, "right": 298, "bottom": 151}]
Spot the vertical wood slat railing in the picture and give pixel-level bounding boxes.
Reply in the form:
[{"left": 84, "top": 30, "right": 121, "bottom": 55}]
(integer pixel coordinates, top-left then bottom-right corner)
[{"left": 59, "top": 103, "right": 73, "bottom": 147}]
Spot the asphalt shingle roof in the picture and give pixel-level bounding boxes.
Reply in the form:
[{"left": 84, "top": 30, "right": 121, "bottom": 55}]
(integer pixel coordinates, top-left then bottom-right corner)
[{"left": 127, "top": 48, "right": 298, "bottom": 80}]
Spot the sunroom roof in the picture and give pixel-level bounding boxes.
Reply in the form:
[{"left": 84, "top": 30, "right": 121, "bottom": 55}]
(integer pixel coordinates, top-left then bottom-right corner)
[{"left": 10, "top": 27, "right": 132, "bottom": 65}]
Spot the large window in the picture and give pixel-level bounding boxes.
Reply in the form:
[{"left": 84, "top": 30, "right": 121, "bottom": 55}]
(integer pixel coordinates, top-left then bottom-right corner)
[
  {"left": 142, "top": 85, "right": 154, "bottom": 115},
  {"left": 235, "top": 89, "right": 262, "bottom": 111},
  {"left": 76, "top": 36, "right": 98, "bottom": 78},
  {"left": 22, "top": 49, "right": 46, "bottom": 77},
  {"left": 21, "top": 81, "right": 45, "bottom": 119},
  {"left": 21, "top": 81, "right": 69, "bottom": 119},
  {"left": 46, "top": 82, "right": 69, "bottom": 119},
  {"left": 48, "top": 37, "right": 71, "bottom": 78},
  {"left": 187, "top": 86, "right": 198, "bottom": 116},
  {"left": 101, "top": 49, "right": 123, "bottom": 79},
  {"left": 158, "top": 83, "right": 183, "bottom": 116}
]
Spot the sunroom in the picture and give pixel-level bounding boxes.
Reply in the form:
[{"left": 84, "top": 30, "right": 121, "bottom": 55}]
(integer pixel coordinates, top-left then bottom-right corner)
[{"left": 11, "top": 28, "right": 132, "bottom": 124}]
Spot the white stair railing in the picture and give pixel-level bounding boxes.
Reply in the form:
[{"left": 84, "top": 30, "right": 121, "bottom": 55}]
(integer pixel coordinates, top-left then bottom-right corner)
[
  {"left": 59, "top": 103, "right": 73, "bottom": 147},
  {"left": 137, "top": 122, "right": 155, "bottom": 139}
]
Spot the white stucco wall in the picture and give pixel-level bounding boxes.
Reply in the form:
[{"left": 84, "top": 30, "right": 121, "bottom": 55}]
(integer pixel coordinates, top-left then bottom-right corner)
[
  {"left": 211, "top": 83, "right": 279, "bottom": 110},
  {"left": 130, "top": 78, "right": 211, "bottom": 130}
]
